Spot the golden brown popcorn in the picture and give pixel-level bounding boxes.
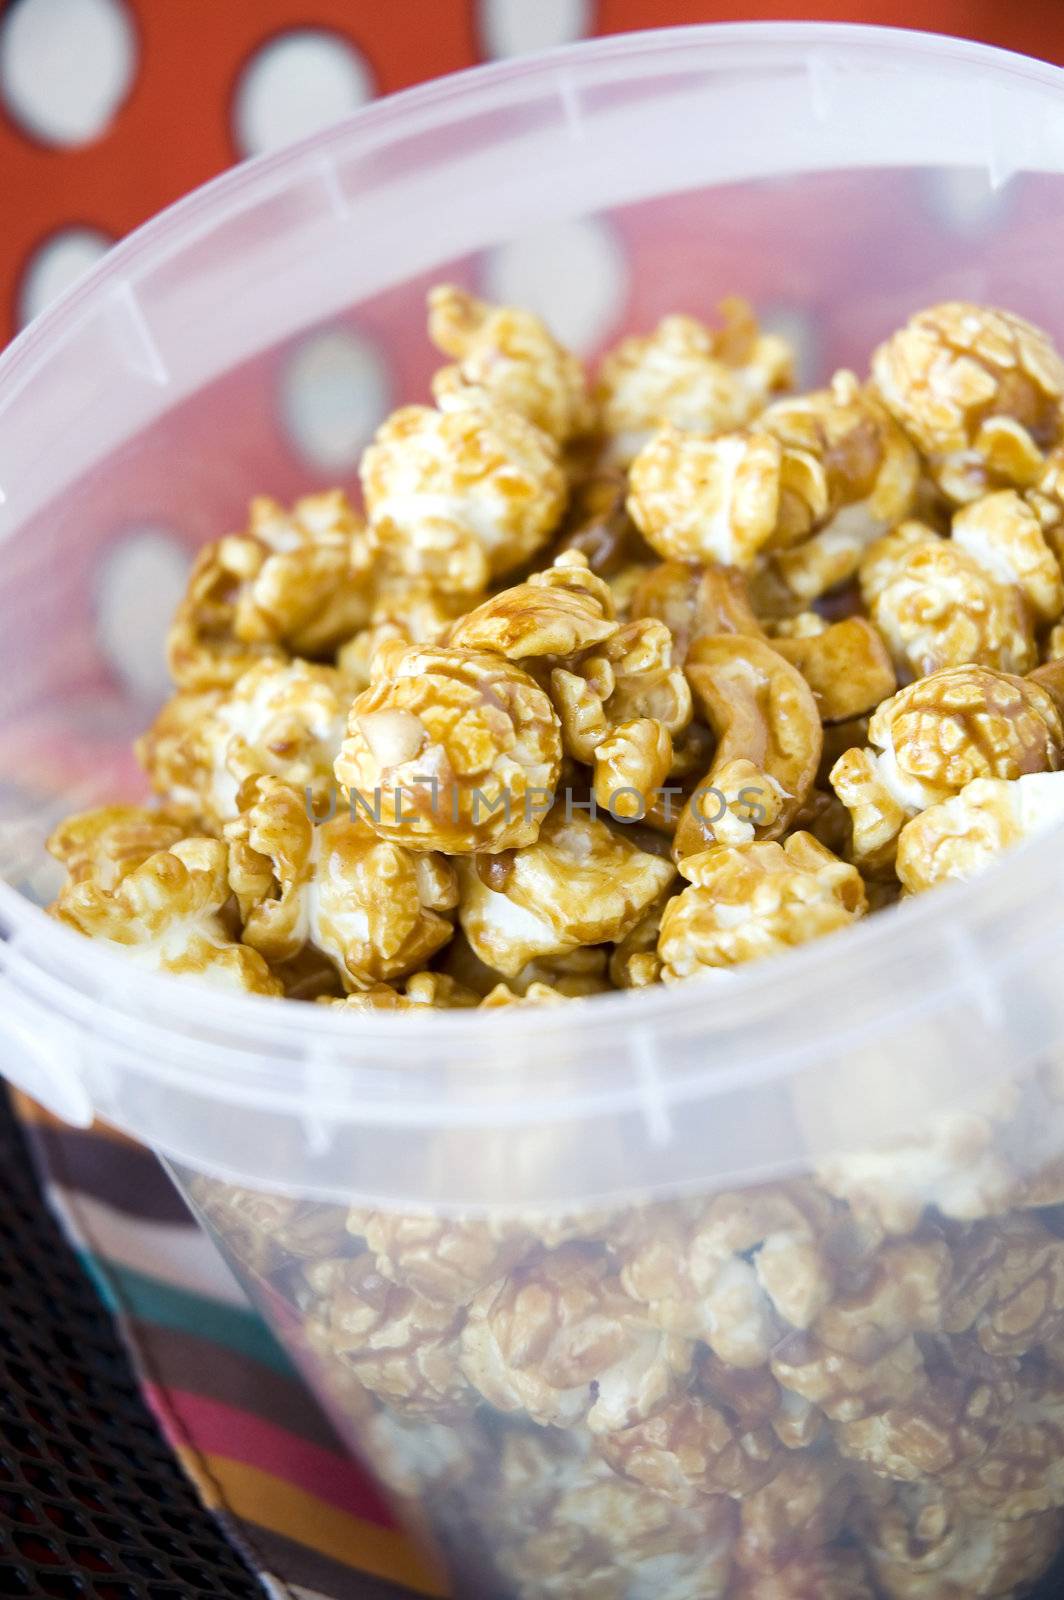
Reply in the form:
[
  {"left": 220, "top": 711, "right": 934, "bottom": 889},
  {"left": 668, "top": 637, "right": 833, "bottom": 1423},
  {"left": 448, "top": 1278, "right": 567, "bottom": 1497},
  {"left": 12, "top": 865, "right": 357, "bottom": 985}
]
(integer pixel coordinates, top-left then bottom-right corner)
[
  {"left": 54, "top": 836, "right": 280, "bottom": 994},
  {"left": 731, "top": 1548, "right": 875, "bottom": 1600},
  {"left": 448, "top": 550, "right": 617, "bottom": 659},
  {"left": 401, "top": 971, "right": 480, "bottom": 1008},
  {"left": 226, "top": 778, "right": 457, "bottom": 987},
  {"left": 428, "top": 284, "right": 594, "bottom": 443},
  {"left": 457, "top": 807, "right": 675, "bottom": 979},
  {"left": 47, "top": 805, "right": 188, "bottom": 890},
  {"left": 334, "top": 643, "right": 562, "bottom": 853},
  {"left": 630, "top": 559, "right": 765, "bottom": 663},
  {"left": 658, "top": 835, "right": 866, "bottom": 982},
  {"left": 361, "top": 387, "right": 567, "bottom": 594},
  {"left": 814, "top": 1239, "right": 953, "bottom": 1365},
  {"left": 479, "top": 980, "right": 572, "bottom": 1008},
  {"left": 337, "top": 578, "right": 471, "bottom": 690},
  {"left": 459, "top": 1244, "right": 692, "bottom": 1433},
  {"left": 353, "top": 1210, "right": 536, "bottom": 1307},
  {"left": 733, "top": 1448, "right": 853, "bottom": 1573},
  {"left": 617, "top": 1183, "right": 841, "bottom": 1370},
  {"left": 761, "top": 370, "right": 920, "bottom": 601},
  {"left": 861, "top": 1479, "right": 1062, "bottom": 1600},
  {"left": 595, "top": 302, "right": 793, "bottom": 465},
  {"left": 944, "top": 1362, "right": 1064, "bottom": 1520},
  {"left": 598, "top": 1391, "right": 781, "bottom": 1504},
  {"left": 770, "top": 1331, "right": 925, "bottom": 1425},
  {"left": 187, "top": 1177, "right": 348, "bottom": 1277},
  {"left": 301, "top": 1252, "right": 472, "bottom": 1419},
  {"left": 167, "top": 490, "right": 374, "bottom": 689},
  {"left": 859, "top": 521, "right": 1036, "bottom": 681},
  {"left": 871, "top": 302, "right": 1064, "bottom": 505},
  {"left": 952, "top": 488, "right": 1064, "bottom": 624},
  {"left": 437, "top": 931, "right": 612, "bottom": 998},
  {"left": 897, "top": 772, "right": 1064, "bottom": 894},
  {"left": 140, "top": 658, "right": 351, "bottom": 828},
  {"left": 944, "top": 1215, "right": 1064, "bottom": 1358},
  {"left": 771, "top": 617, "right": 896, "bottom": 724},
  {"left": 674, "top": 634, "right": 822, "bottom": 858},
  {"left": 609, "top": 894, "right": 668, "bottom": 989},
  {"left": 829, "top": 664, "right": 1062, "bottom": 872},
  {"left": 550, "top": 616, "right": 692, "bottom": 768},
  {"left": 591, "top": 717, "right": 673, "bottom": 818}
]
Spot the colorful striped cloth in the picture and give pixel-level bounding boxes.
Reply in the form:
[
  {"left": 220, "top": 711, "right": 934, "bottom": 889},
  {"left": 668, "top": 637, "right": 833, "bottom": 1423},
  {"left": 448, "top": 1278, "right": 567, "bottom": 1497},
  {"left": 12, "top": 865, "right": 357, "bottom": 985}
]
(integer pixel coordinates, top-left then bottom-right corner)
[{"left": 12, "top": 1092, "right": 447, "bottom": 1600}]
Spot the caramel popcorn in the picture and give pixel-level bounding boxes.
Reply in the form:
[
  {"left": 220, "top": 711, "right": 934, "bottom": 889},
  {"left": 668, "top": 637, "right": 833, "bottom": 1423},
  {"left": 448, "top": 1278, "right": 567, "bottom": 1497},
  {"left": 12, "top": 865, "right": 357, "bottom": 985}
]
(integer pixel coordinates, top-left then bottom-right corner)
[
  {"left": 140, "top": 658, "right": 350, "bottom": 827},
  {"left": 550, "top": 615, "right": 692, "bottom": 771},
  {"left": 731, "top": 1548, "right": 875, "bottom": 1600},
  {"left": 871, "top": 302, "right": 1064, "bottom": 504},
  {"left": 458, "top": 806, "right": 674, "bottom": 980},
  {"left": 897, "top": 771, "right": 1064, "bottom": 893},
  {"left": 355, "top": 1211, "right": 535, "bottom": 1307},
  {"left": 595, "top": 303, "right": 793, "bottom": 464},
  {"left": 952, "top": 488, "right": 1064, "bottom": 623},
  {"left": 674, "top": 634, "right": 822, "bottom": 858},
  {"left": 944, "top": 1216, "right": 1064, "bottom": 1358},
  {"left": 734, "top": 1448, "right": 853, "bottom": 1573},
  {"left": 460, "top": 1245, "right": 692, "bottom": 1433},
  {"left": 168, "top": 490, "right": 374, "bottom": 689},
  {"left": 189, "top": 1177, "right": 348, "bottom": 1277},
  {"left": 598, "top": 1391, "right": 781, "bottom": 1503},
  {"left": 361, "top": 387, "right": 566, "bottom": 594},
  {"left": 859, "top": 521, "right": 1036, "bottom": 681},
  {"left": 830, "top": 664, "right": 1062, "bottom": 871},
  {"left": 448, "top": 550, "right": 617, "bottom": 659},
  {"left": 54, "top": 836, "right": 280, "bottom": 994},
  {"left": 659, "top": 836, "right": 866, "bottom": 983},
  {"left": 428, "top": 284, "right": 594, "bottom": 443},
  {"left": 47, "top": 805, "right": 188, "bottom": 890},
  {"left": 629, "top": 559, "right": 765, "bottom": 663},
  {"left": 335, "top": 643, "right": 562, "bottom": 852},
  {"left": 943, "top": 1361, "right": 1064, "bottom": 1520}
]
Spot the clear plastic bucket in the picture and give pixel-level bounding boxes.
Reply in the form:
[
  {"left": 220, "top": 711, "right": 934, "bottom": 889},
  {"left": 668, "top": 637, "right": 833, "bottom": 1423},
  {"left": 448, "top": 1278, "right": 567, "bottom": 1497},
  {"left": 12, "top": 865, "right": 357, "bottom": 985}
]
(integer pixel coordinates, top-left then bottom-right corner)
[{"left": 4, "top": 22, "right": 1064, "bottom": 1597}]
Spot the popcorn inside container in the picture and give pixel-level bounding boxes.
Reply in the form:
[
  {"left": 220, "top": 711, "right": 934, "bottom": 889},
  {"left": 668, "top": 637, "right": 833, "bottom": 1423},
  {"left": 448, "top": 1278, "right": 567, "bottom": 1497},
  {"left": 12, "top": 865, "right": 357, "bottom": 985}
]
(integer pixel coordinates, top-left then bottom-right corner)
[{"left": 8, "top": 23, "right": 1064, "bottom": 1600}]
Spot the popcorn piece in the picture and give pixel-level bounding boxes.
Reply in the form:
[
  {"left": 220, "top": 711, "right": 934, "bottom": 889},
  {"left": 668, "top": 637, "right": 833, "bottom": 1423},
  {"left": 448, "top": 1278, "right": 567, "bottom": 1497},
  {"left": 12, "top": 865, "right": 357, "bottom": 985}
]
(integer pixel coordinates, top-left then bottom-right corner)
[
  {"left": 226, "top": 777, "right": 457, "bottom": 986},
  {"left": 630, "top": 559, "right": 765, "bottom": 663},
  {"left": 762, "top": 371, "right": 920, "bottom": 601},
  {"left": 674, "top": 634, "right": 822, "bottom": 858},
  {"left": 771, "top": 618, "right": 896, "bottom": 724},
  {"left": 944, "top": 1215, "right": 1064, "bottom": 1358},
  {"left": 167, "top": 490, "right": 373, "bottom": 689},
  {"left": 830, "top": 665, "right": 1062, "bottom": 872},
  {"left": 188, "top": 1177, "right": 348, "bottom": 1277},
  {"left": 428, "top": 284, "right": 594, "bottom": 443},
  {"left": 448, "top": 550, "right": 617, "bottom": 659},
  {"left": 550, "top": 616, "right": 692, "bottom": 766},
  {"left": 592, "top": 717, "right": 673, "bottom": 818},
  {"left": 334, "top": 643, "right": 562, "bottom": 853},
  {"left": 598, "top": 1392, "right": 781, "bottom": 1503},
  {"left": 54, "top": 836, "right": 281, "bottom": 994},
  {"left": 361, "top": 387, "right": 567, "bottom": 594},
  {"left": 479, "top": 980, "right": 571, "bottom": 1008},
  {"left": 944, "top": 1361, "right": 1064, "bottom": 1519},
  {"left": 770, "top": 1331, "right": 926, "bottom": 1424},
  {"left": 859, "top": 521, "right": 1036, "bottom": 681},
  {"left": 301, "top": 1253, "right": 472, "bottom": 1418},
  {"left": 401, "top": 971, "right": 480, "bottom": 1008},
  {"left": 897, "top": 772, "right": 1064, "bottom": 894},
  {"left": 733, "top": 1448, "right": 853, "bottom": 1572},
  {"left": 658, "top": 835, "right": 865, "bottom": 982},
  {"left": 140, "top": 659, "right": 351, "bottom": 827},
  {"left": 459, "top": 1244, "right": 692, "bottom": 1433},
  {"left": 617, "top": 1183, "right": 841, "bottom": 1369},
  {"left": 863, "top": 1479, "right": 1063, "bottom": 1598},
  {"left": 731, "top": 1549, "right": 875, "bottom": 1600},
  {"left": 457, "top": 807, "right": 675, "bottom": 978},
  {"left": 953, "top": 489, "right": 1064, "bottom": 624},
  {"left": 595, "top": 303, "right": 793, "bottom": 464},
  {"left": 609, "top": 894, "right": 668, "bottom": 989},
  {"left": 47, "top": 805, "right": 187, "bottom": 890},
  {"left": 871, "top": 302, "right": 1064, "bottom": 504},
  {"left": 338, "top": 579, "right": 471, "bottom": 690},
  {"left": 355, "top": 1211, "right": 537, "bottom": 1307},
  {"left": 815, "top": 1239, "right": 953, "bottom": 1364}
]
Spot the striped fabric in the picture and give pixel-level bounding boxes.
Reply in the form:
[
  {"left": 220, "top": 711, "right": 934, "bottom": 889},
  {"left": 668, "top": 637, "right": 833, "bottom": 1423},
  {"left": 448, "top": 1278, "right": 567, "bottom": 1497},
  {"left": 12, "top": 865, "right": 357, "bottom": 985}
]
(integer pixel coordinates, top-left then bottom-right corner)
[{"left": 12, "top": 1093, "right": 447, "bottom": 1600}]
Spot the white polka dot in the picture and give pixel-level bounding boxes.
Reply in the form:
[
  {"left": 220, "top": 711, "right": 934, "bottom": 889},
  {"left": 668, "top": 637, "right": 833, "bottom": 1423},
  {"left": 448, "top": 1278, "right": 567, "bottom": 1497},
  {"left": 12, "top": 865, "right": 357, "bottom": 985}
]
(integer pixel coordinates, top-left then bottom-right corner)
[
  {"left": 281, "top": 329, "right": 391, "bottom": 472},
  {"left": 923, "top": 169, "right": 1013, "bottom": 236},
  {"left": 484, "top": 216, "right": 627, "bottom": 354},
  {"left": 758, "top": 306, "right": 821, "bottom": 390},
  {"left": 95, "top": 530, "right": 190, "bottom": 702},
  {"left": 0, "top": 0, "right": 135, "bottom": 147},
  {"left": 234, "top": 30, "right": 374, "bottom": 159},
  {"left": 479, "top": 0, "right": 593, "bottom": 59},
  {"left": 17, "top": 226, "right": 111, "bottom": 327}
]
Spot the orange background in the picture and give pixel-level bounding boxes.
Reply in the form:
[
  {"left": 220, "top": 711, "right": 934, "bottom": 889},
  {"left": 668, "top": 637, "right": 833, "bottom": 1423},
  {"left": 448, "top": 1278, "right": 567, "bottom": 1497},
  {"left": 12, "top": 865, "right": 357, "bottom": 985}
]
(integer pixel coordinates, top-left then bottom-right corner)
[{"left": 1, "top": 0, "right": 1061, "bottom": 342}]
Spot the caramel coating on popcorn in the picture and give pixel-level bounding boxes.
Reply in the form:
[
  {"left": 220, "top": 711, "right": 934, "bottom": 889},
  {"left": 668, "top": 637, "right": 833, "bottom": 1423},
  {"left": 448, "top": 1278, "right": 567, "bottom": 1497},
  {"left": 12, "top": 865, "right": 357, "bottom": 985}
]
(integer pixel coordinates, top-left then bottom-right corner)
[
  {"left": 897, "top": 772, "right": 1064, "bottom": 894},
  {"left": 356, "top": 1211, "right": 536, "bottom": 1307},
  {"left": 630, "top": 559, "right": 765, "bottom": 663},
  {"left": 47, "top": 805, "right": 188, "bottom": 890},
  {"left": 872, "top": 302, "right": 1064, "bottom": 504},
  {"left": 595, "top": 303, "right": 793, "bottom": 464},
  {"left": 168, "top": 490, "right": 373, "bottom": 689},
  {"left": 674, "top": 633, "right": 822, "bottom": 858},
  {"left": 860, "top": 521, "right": 1037, "bottom": 681},
  {"left": 361, "top": 387, "right": 566, "bottom": 594},
  {"left": 189, "top": 1176, "right": 348, "bottom": 1277},
  {"left": 458, "top": 806, "right": 675, "bottom": 978},
  {"left": 549, "top": 615, "right": 691, "bottom": 775},
  {"left": 460, "top": 1244, "right": 692, "bottom": 1433},
  {"left": 732, "top": 1548, "right": 875, "bottom": 1600},
  {"left": 953, "top": 488, "right": 1064, "bottom": 623},
  {"left": 54, "top": 836, "right": 280, "bottom": 994},
  {"left": 599, "top": 1391, "right": 781, "bottom": 1504},
  {"left": 448, "top": 550, "right": 616, "bottom": 659},
  {"left": 659, "top": 835, "right": 865, "bottom": 982},
  {"left": 428, "top": 284, "right": 594, "bottom": 443},
  {"left": 335, "top": 643, "right": 562, "bottom": 853},
  {"left": 944, "top": 1216, "right": 1064, "bottom": 1358}
]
